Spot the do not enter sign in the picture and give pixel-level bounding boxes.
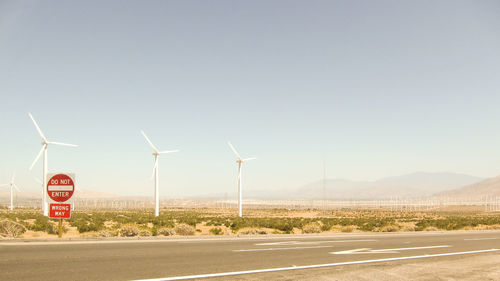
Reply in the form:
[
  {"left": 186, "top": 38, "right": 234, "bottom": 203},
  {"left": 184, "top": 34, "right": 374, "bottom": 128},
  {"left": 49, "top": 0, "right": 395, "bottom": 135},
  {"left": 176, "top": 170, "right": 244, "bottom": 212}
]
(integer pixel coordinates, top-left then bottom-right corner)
[{"left": 47, "top": 174, "right": 75, "bottom": 202}]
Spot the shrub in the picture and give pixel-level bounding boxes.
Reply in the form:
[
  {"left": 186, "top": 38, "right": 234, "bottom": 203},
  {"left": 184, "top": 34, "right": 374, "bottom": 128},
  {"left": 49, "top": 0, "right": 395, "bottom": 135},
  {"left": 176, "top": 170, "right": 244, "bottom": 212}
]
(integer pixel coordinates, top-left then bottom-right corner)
[
  {"left": 138, "top": 230, "right": 152, "bottom": 237},
  {"left": 228, "top": 217, "right": 296, "bottom": 233},
  {"left": 380, "top": 225, "right": 399, "bottom": 232},
  {"left": 341, "top": 225, "right": 355, "bottom": 233},
  {"left": 424, "top": 226, "right": 439, "bottom": 231},
  {"left": 157, "top": 227, "right": 175, "bottom": 236},
  {"left": 302, "top": 222, "right": 322, "bottom": 234},
  {"left": 209, "top": 227, "right": 223, "bottom": 235},
  {"left": 400, "top": 225, "right": 416, "bottom": 232},
  {"left": 174, "top": 223, "right": 195, "bottom": 236},
  {"left": 321, "top": 223, "right": 333, "bottom": 232},
  {"left": 98, "top": 230, "right": 118, "bottom": 237},
  {"left": 31, "top": 216, "right": 57, "bottom": 233},
  {"left": 239, "top": 229, "right": 267, "bottom": 235},
  {"left": 70, "top": 214, "right": 104, "bottom": 233},
  {"left": 119, "top": 225, "right": 139, "bottom": 237},
  {"left": 0, "top": 219, "right": 27, "bottom": 238}
]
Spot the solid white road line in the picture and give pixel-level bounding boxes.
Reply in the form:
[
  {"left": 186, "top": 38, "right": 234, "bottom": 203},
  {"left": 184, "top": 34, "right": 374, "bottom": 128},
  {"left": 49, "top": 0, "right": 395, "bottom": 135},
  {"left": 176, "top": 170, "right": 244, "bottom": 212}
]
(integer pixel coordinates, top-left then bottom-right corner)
[
  {"left": 371, "top": 245, "right": 450, "bottom": 252},
  {"left": 255, "top": 239, "right": 377, "bottom": 246},
  {"left": 233, "top": 246, "right": 333, "bottom": 252},
  {"left": 132, "top": 249, "right": 500, "bottom": 281},
  {"left": 0, "top": 240, "right": 187, "bottom": 246},
  {"left": 464, "top": 238, "right": 498, "bottom": 241},
  {"left": 331, "top": 245, "right": 450, "bottom": 254}
]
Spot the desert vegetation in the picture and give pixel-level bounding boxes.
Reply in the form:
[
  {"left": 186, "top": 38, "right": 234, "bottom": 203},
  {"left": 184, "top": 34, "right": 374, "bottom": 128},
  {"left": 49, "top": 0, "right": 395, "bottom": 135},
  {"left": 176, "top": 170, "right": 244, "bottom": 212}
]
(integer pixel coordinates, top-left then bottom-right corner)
[{"left": 0, "top": 208, "right": 499, "bottom": 238}]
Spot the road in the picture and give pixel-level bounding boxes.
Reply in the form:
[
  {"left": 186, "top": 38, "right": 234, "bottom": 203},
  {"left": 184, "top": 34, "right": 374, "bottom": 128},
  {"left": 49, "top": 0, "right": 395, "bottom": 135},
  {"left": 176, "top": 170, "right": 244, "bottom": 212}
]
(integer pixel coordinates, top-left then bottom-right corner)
[{"left": 1, "top": 231, "right": 499, "bottom": 281}]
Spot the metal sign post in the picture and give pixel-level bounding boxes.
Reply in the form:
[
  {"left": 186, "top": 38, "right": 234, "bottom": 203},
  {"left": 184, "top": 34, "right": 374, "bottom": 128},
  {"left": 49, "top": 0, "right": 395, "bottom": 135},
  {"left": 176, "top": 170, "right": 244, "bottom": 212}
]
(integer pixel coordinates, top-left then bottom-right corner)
[{"left": 58, "top": 219, "right": 63, "bottom": 238}]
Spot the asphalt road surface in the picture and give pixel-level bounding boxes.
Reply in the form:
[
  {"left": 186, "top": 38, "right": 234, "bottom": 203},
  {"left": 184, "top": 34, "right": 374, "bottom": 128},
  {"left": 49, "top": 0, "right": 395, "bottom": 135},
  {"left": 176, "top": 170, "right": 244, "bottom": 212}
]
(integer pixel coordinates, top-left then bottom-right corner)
[{"left": 1, "top": 231, "right": 499, "bottom": 281}]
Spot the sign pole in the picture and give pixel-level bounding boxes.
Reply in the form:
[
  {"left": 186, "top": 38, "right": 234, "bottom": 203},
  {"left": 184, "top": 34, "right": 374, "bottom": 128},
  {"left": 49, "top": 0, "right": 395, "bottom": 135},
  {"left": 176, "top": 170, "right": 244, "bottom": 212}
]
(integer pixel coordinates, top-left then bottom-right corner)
[{"left": 58, "top": 218, "right": 63, "bottom": 238}]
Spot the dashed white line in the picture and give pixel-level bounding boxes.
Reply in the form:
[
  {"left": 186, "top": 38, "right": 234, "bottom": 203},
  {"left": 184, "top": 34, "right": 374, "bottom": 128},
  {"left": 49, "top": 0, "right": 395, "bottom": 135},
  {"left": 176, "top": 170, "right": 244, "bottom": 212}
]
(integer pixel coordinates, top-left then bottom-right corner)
[
  {"left": 132, "top": 249, "right": 500, "bottom": 281},
  {"left": 233, "top": 246, "right": 333, "bottom": 252},
  {"left": 331, "top": 245, "right": 450, "bottom": 255},
  {"left": 255, "top": 239, "right": 376, "bottom": 246},
  {"left": 464, "top": 238, "right": 498, "bottom": 241}
]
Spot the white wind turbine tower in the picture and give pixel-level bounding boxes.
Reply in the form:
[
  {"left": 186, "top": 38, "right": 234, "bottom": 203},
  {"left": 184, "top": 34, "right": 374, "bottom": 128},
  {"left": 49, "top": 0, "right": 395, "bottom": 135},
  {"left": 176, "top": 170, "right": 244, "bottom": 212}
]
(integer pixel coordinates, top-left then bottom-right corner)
[
  {"left": 0, "top": 173, "right": 20, "bottom": 211},
  {"left": 228, "top": 142, "right": 256, "bottom": 218},
  {"left": 141, "top": 130, "right": 179, "bottom": 217},
  {"left": 28, "top": 113, "right": 78, "bottom": 216}
]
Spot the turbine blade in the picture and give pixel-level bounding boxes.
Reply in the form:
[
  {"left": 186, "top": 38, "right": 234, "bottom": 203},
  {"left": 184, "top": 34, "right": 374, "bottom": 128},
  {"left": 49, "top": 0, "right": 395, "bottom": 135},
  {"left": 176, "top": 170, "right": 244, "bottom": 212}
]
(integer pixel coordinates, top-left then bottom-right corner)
[
  {"left": 242, "top": 157, "right": 256, "bottom": 161},
  {"left": 141, "top": 130, "right": 159, "bottom": 153},
  {"left": 159, "top": 149, "right": 179, "bottom": 154},
  {"left": 28, "top": 113, "right": 47, "bottom": 141},
  {"left": 228, "top": 142, "right": 241, "bottom": 159},
  {"left": 13, "top": 184, "right": 20, "bottom": 192},
  {"left": 0, "top": 184, "right": 8, "bottom": 188},
  {"left": 11, "top": 173, "right": 15, "bottom": 183},
  {"left": 29, "top": 145, "right": 45, "bottom": 170},
  {"left": 47, "top": 141, "right": 78, "bottom": 147},
  {"left": 34, "top": 177, "right": 42, "bottom": 184}
]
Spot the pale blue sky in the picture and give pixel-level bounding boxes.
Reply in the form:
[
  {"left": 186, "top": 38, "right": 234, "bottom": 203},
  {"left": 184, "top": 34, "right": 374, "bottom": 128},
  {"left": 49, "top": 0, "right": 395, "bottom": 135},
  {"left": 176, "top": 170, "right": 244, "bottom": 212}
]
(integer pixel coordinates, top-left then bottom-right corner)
[{"left": 1, "top": 0, "right": 500, "bottom": 197}]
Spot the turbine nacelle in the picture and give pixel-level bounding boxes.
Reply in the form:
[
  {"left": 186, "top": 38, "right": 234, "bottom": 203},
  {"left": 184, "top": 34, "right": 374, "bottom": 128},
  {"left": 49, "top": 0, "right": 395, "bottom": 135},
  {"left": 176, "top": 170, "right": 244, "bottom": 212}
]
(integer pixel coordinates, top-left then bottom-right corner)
[
  {"left": 152, "top": 150, "right": 179, "bottom": 156},
  {"left": 228, "top": 142, "right": 256, "bottom": 163},
  {"left": 236, "top": 158, "right": 256, "bottom": 164}
]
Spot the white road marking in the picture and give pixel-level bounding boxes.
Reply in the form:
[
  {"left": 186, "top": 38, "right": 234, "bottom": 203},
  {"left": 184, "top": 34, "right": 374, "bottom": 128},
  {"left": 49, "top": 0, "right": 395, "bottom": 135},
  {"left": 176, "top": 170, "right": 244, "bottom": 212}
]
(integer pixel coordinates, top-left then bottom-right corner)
[
  {"left": 331, "top": 245, "right": 450, "bottom": 254},
  {"left": 132, "top": 249, "right": 500, "bottom": 281},
  {"left": 233, "top": 246, "right": 333, "bottom": 252},
  {"left": 255, "top": 239, "right": 376, "bottom": 246},
  {"left": 0, "top": 238, "right": 248, "bottom": 246},
  {"left": 0, "top": 240, "right": 189, "bottom": 246},
  {"left": 464, "top": 238, "right": 498, "bottom": 241}
]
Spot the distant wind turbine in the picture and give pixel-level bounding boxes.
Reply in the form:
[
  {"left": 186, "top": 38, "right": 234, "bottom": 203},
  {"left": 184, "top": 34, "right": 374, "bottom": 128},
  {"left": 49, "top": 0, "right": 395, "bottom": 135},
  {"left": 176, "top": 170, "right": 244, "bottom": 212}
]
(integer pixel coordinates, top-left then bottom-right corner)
[
  {"left": 228, "top": 142, "right": 256, "bottom": 217},
  {"left": 0, "top": 173, "right": 20, "bottom": 211},
  {"left": 28, "top": 113, "right": 78, "bottom": 216},
  {"left": 141, "top": 130, "right": 179, "bottom": 217}
]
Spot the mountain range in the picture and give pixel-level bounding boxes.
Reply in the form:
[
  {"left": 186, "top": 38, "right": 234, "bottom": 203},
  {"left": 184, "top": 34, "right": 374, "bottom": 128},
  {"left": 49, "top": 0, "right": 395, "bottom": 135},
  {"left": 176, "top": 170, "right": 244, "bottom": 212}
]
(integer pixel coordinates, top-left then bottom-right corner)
[
  {"left": 247, "top": 172, "right": 485, "bottom": 200},
  {"left": 437, "top": 175, "right": 500, "bottom": 199},
  {"left": 2, "top": 172, "right": 499, "bottom": 200}
]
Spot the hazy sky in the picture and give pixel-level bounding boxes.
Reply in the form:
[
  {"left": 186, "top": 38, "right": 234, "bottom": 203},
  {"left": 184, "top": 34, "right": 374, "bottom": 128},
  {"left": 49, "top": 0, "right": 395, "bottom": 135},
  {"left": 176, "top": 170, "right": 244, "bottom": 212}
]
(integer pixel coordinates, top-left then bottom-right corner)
[{"left": 1, "top": 0, "right": 500, "bottom": 197}]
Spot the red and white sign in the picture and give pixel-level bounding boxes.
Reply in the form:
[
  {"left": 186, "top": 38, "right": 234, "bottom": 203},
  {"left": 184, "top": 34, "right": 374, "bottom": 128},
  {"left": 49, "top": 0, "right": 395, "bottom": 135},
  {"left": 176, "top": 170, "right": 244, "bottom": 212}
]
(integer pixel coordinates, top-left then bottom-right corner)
[
  {"left": 49, "top": 203, "right": 71, "bottom": 218},
  {"left": 46, "top": 173, "right": 75, "bottom": 219},
  {"left": 47, "top": 174, "right": 75, "bottom": 202}
]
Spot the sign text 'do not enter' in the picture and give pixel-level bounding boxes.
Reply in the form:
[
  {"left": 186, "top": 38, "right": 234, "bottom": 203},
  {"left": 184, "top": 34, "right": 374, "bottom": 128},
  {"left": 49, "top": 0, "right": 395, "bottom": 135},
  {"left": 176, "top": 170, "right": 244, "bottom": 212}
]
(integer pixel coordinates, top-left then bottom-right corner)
[{"left": 46, "top": 174, "right": 74, "bottom": 202}]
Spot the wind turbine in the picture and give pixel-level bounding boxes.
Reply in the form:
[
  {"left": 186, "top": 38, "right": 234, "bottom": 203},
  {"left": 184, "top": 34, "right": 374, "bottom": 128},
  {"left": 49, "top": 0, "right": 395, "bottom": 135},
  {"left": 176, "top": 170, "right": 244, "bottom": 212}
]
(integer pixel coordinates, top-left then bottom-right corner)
[
  {"left": 141, "top": 130, "right": 179, "bottom": 217},
  {"left": 0, "top": 173, "right": 20, "bottom": 211},
  {"left": 28, "top": 113, "right": 78, "bottom": 216},
  {"left": 228, "top": 142, "right": 256, "bottom": 217}
]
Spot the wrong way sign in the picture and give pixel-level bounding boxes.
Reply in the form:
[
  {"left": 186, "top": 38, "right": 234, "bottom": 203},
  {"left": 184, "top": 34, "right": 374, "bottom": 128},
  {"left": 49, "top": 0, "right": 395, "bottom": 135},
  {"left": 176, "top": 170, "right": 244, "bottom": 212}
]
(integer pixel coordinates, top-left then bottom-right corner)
[
  {"left": 49, "top": 203, "right": 71, "bottom": 218},
  {"left": 46, "top": 173, "right": 75, "bottom": 219}
]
